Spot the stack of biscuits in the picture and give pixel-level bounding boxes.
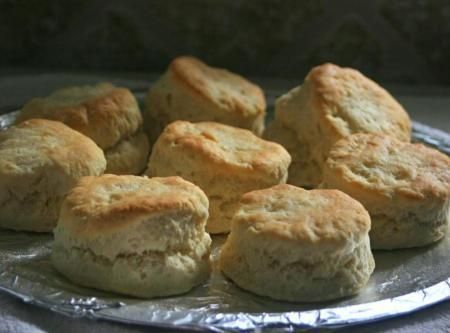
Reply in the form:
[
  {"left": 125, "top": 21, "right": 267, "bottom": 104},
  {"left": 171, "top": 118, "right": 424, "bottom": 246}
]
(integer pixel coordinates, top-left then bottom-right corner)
[
  {"left": 17, "top": 83, "right": 150, "bottom": 175},
  {"left": 0, "top": 56, "right": 448, "bottom": 302}
]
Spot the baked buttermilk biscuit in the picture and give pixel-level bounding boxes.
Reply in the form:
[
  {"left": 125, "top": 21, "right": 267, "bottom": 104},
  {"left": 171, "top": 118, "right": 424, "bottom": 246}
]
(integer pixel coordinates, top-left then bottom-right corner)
[
  {"left": 322, "top": 133, "right": 450, "bottom": 249},
  {"left": 146, "top": 121, "right": 291, "bottom": 234},
  {"left": 17, "top": 83, "right": 149, "bottom": 175},
  {"left": 52, "top": 175, "right": 211, "bottom": 298},
  {"left": 104, "top": 131, "right": 150, "bottom": 175},
  {"left": 144, "top": 56, "right": 266, "bottom": 145},
  {"left": 0, "top": 119, "right": 106, "bottom": 232},
  {"left": 264, "top": 63, "right": 412, "bottom": 188},
  {"left": 220, "top": 184, "right": 375, "bottom": 302},
  {"left": 264, "top": 120, "right": 320, "bottom": 186}
]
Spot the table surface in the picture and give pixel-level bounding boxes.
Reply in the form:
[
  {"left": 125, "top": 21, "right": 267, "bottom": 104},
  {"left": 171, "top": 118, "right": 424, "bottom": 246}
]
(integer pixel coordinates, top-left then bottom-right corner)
[{"left": 0, "top": 71, "right": 449, "bottom": 333}]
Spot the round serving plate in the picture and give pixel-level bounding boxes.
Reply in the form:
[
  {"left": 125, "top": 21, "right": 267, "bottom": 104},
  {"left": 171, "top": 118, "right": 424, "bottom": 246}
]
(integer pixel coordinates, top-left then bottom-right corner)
[{"left": 0, "top": 91, "right": 449, "bottom": 332}]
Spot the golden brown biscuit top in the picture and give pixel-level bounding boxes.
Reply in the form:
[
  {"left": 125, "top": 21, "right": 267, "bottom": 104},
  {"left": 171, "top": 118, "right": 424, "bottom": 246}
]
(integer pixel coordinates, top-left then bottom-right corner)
[
  {"left": 233, "top": 184, "right": 370, "bottom": 246},
  {"left": 158, "top": 120, "right": 291, "bottom": 176},
  {"left": 0, "top": 119, "right": 105, "bottom": 176},
  {"left": 307, "top": 63, "right": 411, "bottom": 141},
  {"left": 59, "top": 175, "right": 209, "bottom": 236},
  {"left": 169, "top": 56, "right": 266, "bottom": 117},
  {"left": 17, "top": 83, "right": 142, "bottom": 149},
  {"left": 325, "top": 133, "right": 450, "bottom": 200}
]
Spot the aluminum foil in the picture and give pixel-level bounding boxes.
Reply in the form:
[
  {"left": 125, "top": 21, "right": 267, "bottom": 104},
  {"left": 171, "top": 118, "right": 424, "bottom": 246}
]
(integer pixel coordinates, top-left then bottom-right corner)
[
  {"left": 0, "top": 99, "right": 449, "bottom": 332},
  {"left": 0, "top": 231, "right": 449, "bottom": 332}
]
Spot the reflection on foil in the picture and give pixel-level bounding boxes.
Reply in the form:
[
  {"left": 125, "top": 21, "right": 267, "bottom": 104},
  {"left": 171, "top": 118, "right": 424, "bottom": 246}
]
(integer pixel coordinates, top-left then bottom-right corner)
[
  {"left": 412, "top": 122, "right": 450, "bottom": 155},
  {"left": 0, "top": 108, "right": 449, "bottom": 331}
]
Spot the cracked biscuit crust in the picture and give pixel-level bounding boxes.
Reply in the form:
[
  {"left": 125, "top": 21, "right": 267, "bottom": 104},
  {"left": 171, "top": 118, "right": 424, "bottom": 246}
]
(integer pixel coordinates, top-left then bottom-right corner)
[
  {"left": 0, "top": 119, "right": 106, "bottom": 232},
  {"left": 148, "top": 121, "right": 290, "bottom": 178},
  {"left": 231, "top": 184, "right": 370, "bottom": 247},
  {"left": 57, "top": 175, "right": 209, "bottom": 243}
]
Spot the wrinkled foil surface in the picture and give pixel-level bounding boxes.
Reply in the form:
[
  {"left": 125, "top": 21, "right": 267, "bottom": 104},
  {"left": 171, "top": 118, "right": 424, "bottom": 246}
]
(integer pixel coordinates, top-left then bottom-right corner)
[{"left": 0, "top": 104, "right": 449, "bottom": 332}]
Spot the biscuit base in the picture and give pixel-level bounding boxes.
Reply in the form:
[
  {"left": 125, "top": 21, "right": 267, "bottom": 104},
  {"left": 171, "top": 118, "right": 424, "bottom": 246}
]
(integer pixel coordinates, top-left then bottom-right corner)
[
  {"left": 220, "top": 235, "right": 375, "bottom": 302},
  {"left": 52, "top": 245, "right": 210, "bottom": 298},
  {"left": 370, "top": 214, "right": 448, "bottom": 250},
  {"left": 0, "top": 185, "right": 70, "bottom": 232}
]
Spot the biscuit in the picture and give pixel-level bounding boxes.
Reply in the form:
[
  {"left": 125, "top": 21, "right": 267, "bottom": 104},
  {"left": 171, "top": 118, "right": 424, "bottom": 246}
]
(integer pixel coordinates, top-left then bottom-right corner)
[
  {"left": 264, "top": 63, "right": 412, "bottom": 188},
  {"left": 322, "top": 133, "right": 450, "bottom": 249},
  {"left": 17, "top": 83, "right": 149, "bottom": 174},
  {"left": 146, "top": 121, "right": 291, "bottom": 234},
  {"left": 264, "top": 120, "right": 321, "bottom": 186},
  {"left": 220, "top": 184, "right": 375, "bottom": 302},
  {"left": 0, "top": 119, "right": 106, "bottom": 232},
  {"left": 104, "top": 131, "right": 150, "bottom": 175},
  {"left": 144, "top": 56, "right": 266, "bottom": 145},
  {"left": 52, "top": 175, "right": 211, "bottom": 298}
]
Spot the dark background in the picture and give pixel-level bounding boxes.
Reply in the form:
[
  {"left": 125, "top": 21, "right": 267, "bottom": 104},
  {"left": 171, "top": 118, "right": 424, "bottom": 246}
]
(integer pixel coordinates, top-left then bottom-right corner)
[{"left": 1, "top": 0, "right": 450, "bottom": 84}]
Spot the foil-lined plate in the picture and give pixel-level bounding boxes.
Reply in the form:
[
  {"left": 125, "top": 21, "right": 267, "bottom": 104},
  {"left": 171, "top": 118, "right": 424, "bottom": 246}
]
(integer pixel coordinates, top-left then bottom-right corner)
[{"left": 0, "top": 97, "right": 449, "bottom": 332}]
